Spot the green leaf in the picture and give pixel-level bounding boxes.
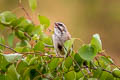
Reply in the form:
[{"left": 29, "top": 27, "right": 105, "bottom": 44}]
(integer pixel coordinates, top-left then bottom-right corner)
[
  {"left": 112, "top": 69, "right": 120, "bottom": 78},
  {"left": 29, "top": 56, "right": 38, "bottom": 65},
  {"left": 14, "top": 47, "right": 24, "bottom": 53},
  {"left": 30, "top": 69, "right": 40, "bottom": 80},
  {"left": 105, "top": 73, "right": 114, "bottom": 80},
  {"left": 16, "top": 18, "right": 34, "bottom": 33},
  {"left": 8, "top": 33, "right": 15, "bottom": 47},
  {"left": 0, "top": 23, "right": 5, "bottom": 30},
  {"left": 33, "top": 41, "right": 45, "bottom": 52},
  {"left": 38, "top": 15, "right": 50, "bottom": 29},
  {"left": 64, "top": 71, "right": 76, "bottom": 80},
  {"left": 64, "top": 38, "right": 75, "bottom": 51},
  {"left": 0, "top": 74, "right": 5, "bottom": 80},
  {"left": 0, "top": 36, "right": 5, "bottom": 50},
  {"left": 76, "top": 71, "right": 83, "bottom": 80},
  {"left": 99, "top": 71, "right": 114, "bottom": 80},
  {"left": 6, "top": 64, "right": 20, "bottom": 80},
  {"left": 78, "top": 44, "right": 97, "bottom": 61},
  {"left": 91, "top": 34, "right": 102, "bottom": 52},
  {"left": 88, "top": 78, "right": 97, "bottom": 80},
  {"left": 11, "top": 17, "right": 25, "bottom": 27},
  {"left": 0, "top": 11, "right": 17, "bottom": 25},
  {"left": 0, "top": 53, "right": 9, "bottom": 71},
  {"left": 22, "top": 47, "right": 31, "bottom": 52},
  {"left": 16, "top": 59, "right": 28, "bottom": 74},
  {"left": 32, "top": 25, "right": 42, "bottom": 35},
  {"left": 23, "top": 67, "right": 31, "bottom": 80},
  {"left": 93, "top": 67, "right": 102, "bottom": 78},
  {"left": 99, "top": 72, "right": 107, "bottom": 80},
  {"left": 16, "top": 40, "right": 31, "bottom": 48},
  {"left": 100, "top": 56, "right": 113, "bottom": 64},
  {"left": 74, "top": 53, "right": 83, "bottom": 66},
  {"left": 48, "top": 58, "right": 59, "bottom": 71},
  {"left": 3, "top": 53, "right": 22, "bottom": 63},
  {"left": 64, "top": 56, "right": 73, "bottom": 69},
  {"left": 42, "top": 36, "right": 53, "bottom": 45},
  {"left": 15, "top": 30, "right": 27, "bottom": 40},
  {"left": 29, "top": 0, "right": 37, "bottom": 11}
]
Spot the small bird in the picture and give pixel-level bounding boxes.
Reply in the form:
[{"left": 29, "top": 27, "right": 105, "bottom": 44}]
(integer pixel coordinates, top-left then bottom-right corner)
[{"left": 52, "top": 22, "right": 71, "bottom": 57}]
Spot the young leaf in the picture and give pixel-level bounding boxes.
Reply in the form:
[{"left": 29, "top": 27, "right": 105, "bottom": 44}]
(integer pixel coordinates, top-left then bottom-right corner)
[
  {"left": 64, "top": 71, "right": 76, "bottom": 80},
  {"left": 8, "top": 33, "right": 15, "bottom": 47},
  {"left": 78, "top": 44, "right": 97, "bottom": 61},
  {"left": 29, "top": 0, "right": 37, "bottom": 11},
  {"left": 0, "top": 11, "right": 17, "bottom": 25},
  {"left": 38, "top": 15, "right": 50, "bottom": 29},
  {"left": 91, "top": 34, "right": 102, "bottom": 53}
]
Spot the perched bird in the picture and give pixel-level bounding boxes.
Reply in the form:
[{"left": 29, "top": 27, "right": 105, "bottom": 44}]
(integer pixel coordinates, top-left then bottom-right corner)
[{"left": 52, "top": 22, "right": 71, "bottom": 57}]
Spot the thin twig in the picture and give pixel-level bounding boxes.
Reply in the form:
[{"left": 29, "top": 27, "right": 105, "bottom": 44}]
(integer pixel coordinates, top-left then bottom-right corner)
[
  {"left": 82, "top": 66, "right": 112, "bottom": 73},
  {"left": 95, "top": 57, "right": 101, "bottom": 67},
  {"left": 69, "top": 55, "right": 88, "bottom": 80},
  {"left": 24, "top": 32, "right": 31, "bottom": 40},
  {"left": 0, "top": 43, "right": 17, "bottom": 53},
  {"left": 18, "top": 0, "right": 32, "bottom": 21},
  {"left": 44, "top": 43, "right": 54, "bottom": 48},
  {"left": 34, "top": 71, "right": 53, "bottom": 80}
]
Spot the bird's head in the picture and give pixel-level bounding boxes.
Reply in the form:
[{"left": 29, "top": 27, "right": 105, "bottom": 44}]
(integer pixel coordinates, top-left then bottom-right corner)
[{"left": 54, "top": 22, "right": 67, "bottom": 35}]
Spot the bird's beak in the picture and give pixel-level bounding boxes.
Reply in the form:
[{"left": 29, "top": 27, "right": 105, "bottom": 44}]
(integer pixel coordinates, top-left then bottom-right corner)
[{"left": 54, "top": 22, "right": 58, "bottom": 28}]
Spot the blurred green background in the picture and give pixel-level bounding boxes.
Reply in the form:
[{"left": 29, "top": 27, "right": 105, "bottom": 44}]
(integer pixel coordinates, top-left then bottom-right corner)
[{"left": 0, "top": 0, "right": 120, "bottom": 65}]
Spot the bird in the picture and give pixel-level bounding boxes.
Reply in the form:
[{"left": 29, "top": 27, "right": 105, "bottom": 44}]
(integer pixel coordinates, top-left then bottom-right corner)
[{"left": 52, "top": 22, "right": 71, "bottom": 57}]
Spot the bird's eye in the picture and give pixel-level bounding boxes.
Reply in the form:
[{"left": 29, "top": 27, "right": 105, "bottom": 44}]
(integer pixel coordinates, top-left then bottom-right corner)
[{"left": 58, "top": 23, "right": 63, "bottom": 26}]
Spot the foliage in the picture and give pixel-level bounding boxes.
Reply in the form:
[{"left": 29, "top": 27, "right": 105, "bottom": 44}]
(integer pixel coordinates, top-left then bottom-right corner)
[{"left": 0, "top": 0, "right": 120, "bottom": 80}]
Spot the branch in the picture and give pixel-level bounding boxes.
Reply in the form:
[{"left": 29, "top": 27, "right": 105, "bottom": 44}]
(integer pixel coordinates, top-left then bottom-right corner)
[
  {"left": 22, "top": 52, "right": 64, "bottom": 58},
  {"left": 0, "top": 43, "right": 17, "bottom": 53}
]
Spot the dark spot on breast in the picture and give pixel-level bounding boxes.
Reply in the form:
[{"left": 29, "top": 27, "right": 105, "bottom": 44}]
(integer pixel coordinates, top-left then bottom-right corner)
[{"left": 58, "top": 44, "right": 62, "bottom": 51}]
